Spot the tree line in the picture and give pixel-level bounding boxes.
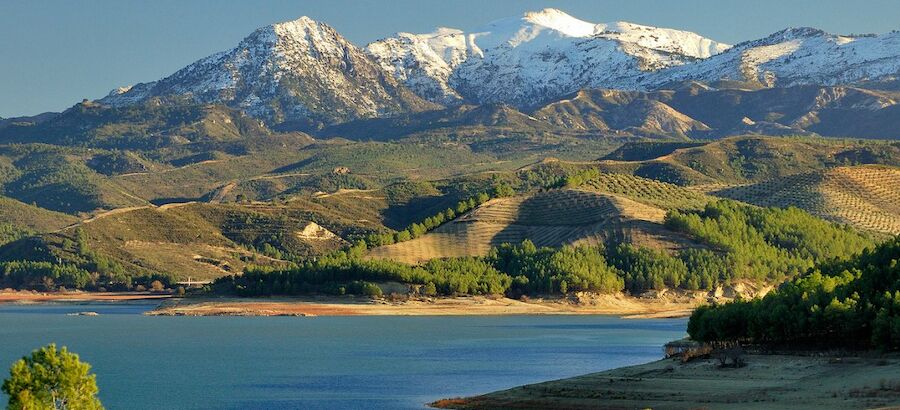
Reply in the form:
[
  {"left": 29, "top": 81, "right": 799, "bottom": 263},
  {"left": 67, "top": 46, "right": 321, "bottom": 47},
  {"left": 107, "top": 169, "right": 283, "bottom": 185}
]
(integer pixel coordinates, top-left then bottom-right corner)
[
  {"left": 217, "top": 200, "right": 877, "bottom": 299},
  {"left": 688, "top": 235, "right": 900, "bottom": 350},
  {"left": 0, "top": 227, "right": 173, "bottom": 291},
  {"left": 362, "top": 184, "right": 515, "bottom": 247}
]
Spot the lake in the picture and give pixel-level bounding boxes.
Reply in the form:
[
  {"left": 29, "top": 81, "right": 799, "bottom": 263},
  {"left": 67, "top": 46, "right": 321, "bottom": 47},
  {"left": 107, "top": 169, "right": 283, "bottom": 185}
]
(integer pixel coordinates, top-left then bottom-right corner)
[{"left": 0, "top": 303, "right": 686, "bottom": 409}]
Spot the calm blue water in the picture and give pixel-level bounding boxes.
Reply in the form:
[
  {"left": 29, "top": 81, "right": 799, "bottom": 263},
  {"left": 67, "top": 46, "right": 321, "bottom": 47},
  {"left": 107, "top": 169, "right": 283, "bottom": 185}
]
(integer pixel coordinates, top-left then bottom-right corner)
[{"left": 0, "top": 303, "right": 686, "bottom": 409}]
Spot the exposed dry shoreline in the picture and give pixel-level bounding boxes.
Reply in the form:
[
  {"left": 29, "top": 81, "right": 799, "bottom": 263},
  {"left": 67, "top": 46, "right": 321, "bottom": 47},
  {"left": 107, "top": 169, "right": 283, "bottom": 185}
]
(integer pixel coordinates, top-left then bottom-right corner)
[
  {"left": 0, "top": 290, "right": 172, "bottom": 303},
  {"left": 0, "top": 289, "right": 729, "bottom": 318},
  {"left": 431, "top": 354, "right": 900, "bottom": 409},
  {"left": 146, "top": 292, "right": 701, "bottom": 317}
]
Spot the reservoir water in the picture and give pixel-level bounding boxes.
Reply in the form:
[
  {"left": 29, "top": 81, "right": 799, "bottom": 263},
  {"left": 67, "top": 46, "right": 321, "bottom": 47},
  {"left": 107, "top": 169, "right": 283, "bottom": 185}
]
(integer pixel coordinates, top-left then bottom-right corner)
[{"left": 0, "top": 303, "right": 686, "bottom": 409}]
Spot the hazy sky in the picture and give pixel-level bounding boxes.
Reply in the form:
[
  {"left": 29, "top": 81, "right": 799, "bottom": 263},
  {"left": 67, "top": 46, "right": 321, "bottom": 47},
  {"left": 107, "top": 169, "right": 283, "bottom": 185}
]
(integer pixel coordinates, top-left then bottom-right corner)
[{"left": 1, "top": 0, "right": 898, "bottom": 117}]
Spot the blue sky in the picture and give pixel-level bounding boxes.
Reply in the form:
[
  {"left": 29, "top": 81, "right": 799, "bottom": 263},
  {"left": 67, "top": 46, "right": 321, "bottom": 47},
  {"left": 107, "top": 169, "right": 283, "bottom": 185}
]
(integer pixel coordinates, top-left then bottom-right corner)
[{"left": 1, "top": 0, "right": 898, "bottom": 117}]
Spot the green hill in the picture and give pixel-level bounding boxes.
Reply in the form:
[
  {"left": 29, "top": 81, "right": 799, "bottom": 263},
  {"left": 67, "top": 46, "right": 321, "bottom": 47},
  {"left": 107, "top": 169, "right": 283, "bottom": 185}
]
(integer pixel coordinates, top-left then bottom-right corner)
[
  {"left": 367, "top": 189, "right": 689, "bottom": 264},
  {"left": 0, "top": 196, "right": 77, "bottom": 233}
]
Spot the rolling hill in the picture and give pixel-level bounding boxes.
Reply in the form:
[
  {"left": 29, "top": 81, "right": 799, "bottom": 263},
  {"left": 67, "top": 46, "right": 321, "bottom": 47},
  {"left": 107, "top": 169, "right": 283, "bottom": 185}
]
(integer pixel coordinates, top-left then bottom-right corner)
[
  {"left": 713, "top": 165, "right": 900, "bottom": 235},
  {"left": 0, "top": 196, "right": 78, "bottom": 233},
  {"left": 367, "top": 187, "right": 704, "bottom": 264},
  {"left": 598, "top": 136, "right": 900, "bottom": 185},
  {"left": 0, "top": 201, "right": 352, "bottom": 282}
]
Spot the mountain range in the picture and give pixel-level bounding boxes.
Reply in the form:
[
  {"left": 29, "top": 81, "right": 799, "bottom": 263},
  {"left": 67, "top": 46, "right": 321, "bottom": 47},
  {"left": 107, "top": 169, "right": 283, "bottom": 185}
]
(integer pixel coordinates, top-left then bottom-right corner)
[
  {"left": 89, "top": 8, "right": 900, "bottom": 135},
  {"left": 1, "top": 9, "right": 899, "bottom": 292}
]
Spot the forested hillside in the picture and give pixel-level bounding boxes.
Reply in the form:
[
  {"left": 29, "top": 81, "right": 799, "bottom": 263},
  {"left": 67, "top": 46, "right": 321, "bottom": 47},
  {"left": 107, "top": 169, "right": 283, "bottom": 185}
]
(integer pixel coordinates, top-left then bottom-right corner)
[
  {"left": 212, "top": 200, "right": 874, "bottom": 299},
  {"left": 688, "top": 235, "right": 900, "bottom": 349}
]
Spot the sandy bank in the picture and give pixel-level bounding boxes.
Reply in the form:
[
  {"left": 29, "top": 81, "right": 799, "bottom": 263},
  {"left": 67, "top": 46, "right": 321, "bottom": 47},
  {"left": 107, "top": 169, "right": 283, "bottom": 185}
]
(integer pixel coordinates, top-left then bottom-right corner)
[
  {"left": 147, "top": 292, "right": 699, "bottom": 317},
  {"left": 0, "top": 290, "right": 171, "bottom": 303},
  {"left": 432, "top": 354, "right": 900, "bottom": 409}
]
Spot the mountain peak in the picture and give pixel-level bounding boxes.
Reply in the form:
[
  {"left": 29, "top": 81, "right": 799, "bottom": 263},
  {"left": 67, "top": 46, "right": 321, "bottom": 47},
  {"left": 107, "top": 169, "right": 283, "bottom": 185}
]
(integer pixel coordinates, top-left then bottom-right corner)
[
  {"left": 270, "top": 15, "right": 326, "bottom": 33},
  {"left": 521, "top": 8, "right": 597, "bottom": 37},
  {"left": 369, "top": 8, "right": 731, "bottom": 105},
  {"left": 769, "top": 26, "right": 830, "bottom": 40},
  {"left": 98, "top": 12, "right": 900, "bottom": 130},
  {"left": 101, "top": 14, "right": 434, "bottom": 130}
]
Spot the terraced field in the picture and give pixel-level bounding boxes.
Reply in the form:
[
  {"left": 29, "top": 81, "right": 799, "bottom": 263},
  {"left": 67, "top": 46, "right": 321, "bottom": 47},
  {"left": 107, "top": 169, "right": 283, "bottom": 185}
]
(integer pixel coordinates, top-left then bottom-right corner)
[
  {"left": 575, "top": 172, "right": 711, "bottom": 210},
  {"left": 367, "top": 189, "right": 692, "bottom": 264},
  {"left": 714, "top": 165, "right": 900, "bottom": 235}
]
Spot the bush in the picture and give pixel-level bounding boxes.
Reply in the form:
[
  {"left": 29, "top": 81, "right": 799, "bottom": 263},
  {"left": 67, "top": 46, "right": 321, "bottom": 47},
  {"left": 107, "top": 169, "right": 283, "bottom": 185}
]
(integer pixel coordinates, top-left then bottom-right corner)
[
  {"left": 348, "top": 281, "right": 382, "bottom": 298},
  {"left": 423, "top": 282, "right": 437, "bottom": 296},
  {"left": 150, "top": 280, "right": 165, "bottom": 292}
]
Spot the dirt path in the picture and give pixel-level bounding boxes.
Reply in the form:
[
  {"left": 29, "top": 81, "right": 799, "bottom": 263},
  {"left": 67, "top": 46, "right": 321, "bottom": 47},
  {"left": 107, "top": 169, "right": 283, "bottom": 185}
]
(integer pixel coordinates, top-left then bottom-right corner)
[
  {"left": 313, "top": 188, "right": 379, "bottom": 199},
  {"left": 55, "top": 200, "right": 197, "bottom": 233},
  {"left": 56, "top": 206, "right": 154, "bottom": 232}
]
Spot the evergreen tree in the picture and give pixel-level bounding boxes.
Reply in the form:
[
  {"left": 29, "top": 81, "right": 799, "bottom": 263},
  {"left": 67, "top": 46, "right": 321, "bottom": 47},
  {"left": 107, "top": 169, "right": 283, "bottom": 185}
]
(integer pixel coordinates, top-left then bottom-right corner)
[{"left": 2, "top": 344, "right": 103, "bottom": 410}]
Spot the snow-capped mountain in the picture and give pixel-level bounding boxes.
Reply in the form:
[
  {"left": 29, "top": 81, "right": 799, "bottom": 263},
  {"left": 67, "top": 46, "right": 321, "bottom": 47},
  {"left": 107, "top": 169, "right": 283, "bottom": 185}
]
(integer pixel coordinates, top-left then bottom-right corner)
[
  {"left": 97, "top": 10, "right": 900, "bottom": 130},
  {"left": 367, "top": 8, "right": 730, "bottom": 106},
  {"left": 102, "top": 16, "right": 434, "bottom": 129},
  {"left": 651, "top": 28, "right": 900, "bottom": 89},
  {"left": 366, "top": 28, "right": 469, "bottom": 105}
]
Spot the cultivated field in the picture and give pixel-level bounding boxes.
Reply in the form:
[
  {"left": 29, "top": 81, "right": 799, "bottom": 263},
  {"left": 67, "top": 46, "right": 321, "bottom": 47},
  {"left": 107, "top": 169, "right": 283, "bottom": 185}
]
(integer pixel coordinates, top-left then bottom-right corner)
[
  {"left": 575, "top": 172, "right": 711, "bottom": 210},
  {"left": 367, "top": 189, "right": 691, "bottom": 264},
  {"left": 714, "top": 165, "right": 900, "bottom": 235}
]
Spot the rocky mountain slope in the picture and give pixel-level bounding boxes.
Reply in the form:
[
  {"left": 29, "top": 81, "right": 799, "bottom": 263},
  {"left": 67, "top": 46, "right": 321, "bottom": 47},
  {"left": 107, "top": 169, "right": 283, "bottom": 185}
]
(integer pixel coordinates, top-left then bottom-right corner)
[
  {"left": 101, "top": 17, "right": 436, "bottom": 130},
  {"left": 530, "top": 83, "right": 900, "bottom": 139},
  {"left": 75, "top": 9, "right": 899, "bottom": 134},
  {"left": 652, "top": 28, "right": 900, "bottom": 89},
  {"left": 368, "top": 8, "right": 729, "bottom": 106}
]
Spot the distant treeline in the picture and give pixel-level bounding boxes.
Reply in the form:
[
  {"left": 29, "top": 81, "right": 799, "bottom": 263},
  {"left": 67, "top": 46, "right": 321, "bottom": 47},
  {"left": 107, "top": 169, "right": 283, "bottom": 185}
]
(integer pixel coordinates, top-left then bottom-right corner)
[
  {"left": 1, "top": 199, "right": 876, "bottom": 296},
  {"left": 215, "top": 200, "right": 875, "bottom": 298},
  {"left": 0, "top": 228, "right": 173, "bottom": 291},
  {"left": 215, "top": 241, "right": 618, "bottom": 298},
  {"left": 688, "top": 235, "right": 900, "bottom": 350}
]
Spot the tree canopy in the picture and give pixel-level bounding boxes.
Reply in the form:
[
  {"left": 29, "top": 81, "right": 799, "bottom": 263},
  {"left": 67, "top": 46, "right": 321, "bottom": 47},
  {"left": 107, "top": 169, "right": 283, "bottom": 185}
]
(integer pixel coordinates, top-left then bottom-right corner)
[
  {"left": 688, "top": 235, "right": 900, "bottom": 350},
  {"left": 2, "top": 344, "right": 103, "bottom": 410}
]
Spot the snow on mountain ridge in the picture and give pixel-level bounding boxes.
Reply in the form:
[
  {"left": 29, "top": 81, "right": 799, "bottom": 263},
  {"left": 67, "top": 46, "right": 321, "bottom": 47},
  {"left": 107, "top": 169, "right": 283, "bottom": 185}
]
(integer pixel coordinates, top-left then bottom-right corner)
[
  {"left": 596, "top": 21, "right": 730, "bottom": 59},
  {"left": 103, "top": 16, "right": 434, "bottom": 128},
  {"left": 650, "top": 27, "right": 900, "bottom": 89},
  {"left": 98, "top": 12, "right": 900, "bottom": 128},
  {"left": 521, "top": 8, "right": 597, "bottom": 37},
  {"left": 366, "top": 28, "right": 468, "bottom": 104},
  {"left": 367, "top": 8, "right": 731, "bottom": 106}
]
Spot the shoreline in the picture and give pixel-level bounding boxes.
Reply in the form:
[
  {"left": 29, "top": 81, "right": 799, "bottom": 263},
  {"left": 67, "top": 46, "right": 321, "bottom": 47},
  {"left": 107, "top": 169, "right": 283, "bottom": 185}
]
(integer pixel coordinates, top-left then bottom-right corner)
[
  {"left": 431, "top": 353, "right": 900, "bottom": 409},
  {"left": 0, "top": 290, "right": 172, "bottom": 304},
  {"left": 0, "top": 290, "right": 710, "bottom": 318},
  {"left": 146, "top": 292, "right": 699, "bottom": 317}
]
